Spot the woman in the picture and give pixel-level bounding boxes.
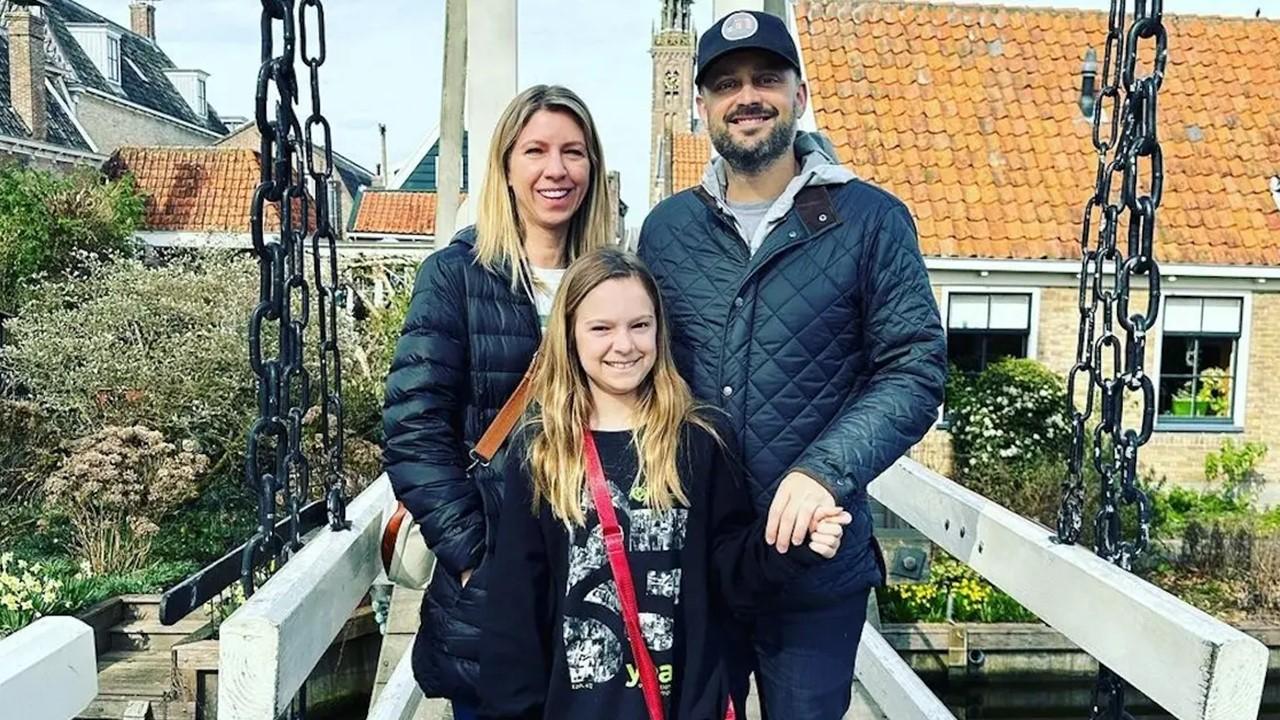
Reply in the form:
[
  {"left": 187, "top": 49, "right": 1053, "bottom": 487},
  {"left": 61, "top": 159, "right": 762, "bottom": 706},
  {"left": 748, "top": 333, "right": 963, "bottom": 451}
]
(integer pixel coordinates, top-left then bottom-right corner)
[
  {"left": 382, "top": 84, "right": 615, "bottom": 718},
  {"left": 479, "top": 248, "right": 849, "bottom": 720}
]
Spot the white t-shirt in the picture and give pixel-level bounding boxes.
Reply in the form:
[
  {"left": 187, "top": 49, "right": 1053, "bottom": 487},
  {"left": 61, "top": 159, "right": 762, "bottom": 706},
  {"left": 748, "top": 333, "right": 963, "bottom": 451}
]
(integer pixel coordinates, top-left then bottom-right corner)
[{"left": 530, "top": 265, "right": 567, "bottom": 332}]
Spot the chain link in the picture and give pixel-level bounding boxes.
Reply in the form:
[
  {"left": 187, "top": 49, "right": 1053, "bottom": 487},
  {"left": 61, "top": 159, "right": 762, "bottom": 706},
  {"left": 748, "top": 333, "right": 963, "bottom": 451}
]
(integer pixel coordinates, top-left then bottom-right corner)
[{"left": 1059, "top": 1, "right": 1166, "bottom": 718}]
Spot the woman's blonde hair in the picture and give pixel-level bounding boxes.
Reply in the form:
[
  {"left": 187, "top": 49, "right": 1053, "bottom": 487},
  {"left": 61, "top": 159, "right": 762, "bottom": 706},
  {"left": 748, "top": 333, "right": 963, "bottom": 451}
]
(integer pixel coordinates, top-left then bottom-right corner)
[
  {"left": 474, "top": 84, "right": 614, "bottom": 293},
  {"left": 528, "top": 248, "right": 715, "bottom": 526}
]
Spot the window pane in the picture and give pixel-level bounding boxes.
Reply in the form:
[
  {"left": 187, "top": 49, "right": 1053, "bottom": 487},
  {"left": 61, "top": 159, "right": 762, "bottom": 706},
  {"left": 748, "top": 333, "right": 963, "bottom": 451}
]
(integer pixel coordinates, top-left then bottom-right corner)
[
  {"left": 947, "top": 333, "right": 984, "bottom": 373},
  {"left": 1159, "top": 375, "right": 1193, "bottom": 415},
  {"left": 989, "top": 294, "right": 1031, "bottom": 330},
  {"left": 986, "top": 334, "right": 1027, "bottom": 365},
  {"left": 949, "top": 295, "right": 989, "bottom": 330},
  {"left": 1197, "top": 337, "right": 1235, "bottom": 372},
  {"left": 1202, "top": 298, "right": 1242, "bottom": 334},
  {"left": 1164, "top": 297, "right": 1202, "bottom": 333},
  {"left": 1160, "top": 336, "right": 1195, "bottom": 376},
  {"left": 1159, "top": 335, "right": 1195, "bottom": 417}
]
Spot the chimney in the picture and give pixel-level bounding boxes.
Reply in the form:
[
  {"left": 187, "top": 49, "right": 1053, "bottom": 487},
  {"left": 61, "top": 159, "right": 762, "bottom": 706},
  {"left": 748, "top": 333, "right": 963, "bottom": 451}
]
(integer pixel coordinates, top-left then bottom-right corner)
[
  {"left": 130, "top": 1, "right": 156, "bottom": 42},
  {"left": 7, "top": 3, "right": 48, "bottom": 143}
]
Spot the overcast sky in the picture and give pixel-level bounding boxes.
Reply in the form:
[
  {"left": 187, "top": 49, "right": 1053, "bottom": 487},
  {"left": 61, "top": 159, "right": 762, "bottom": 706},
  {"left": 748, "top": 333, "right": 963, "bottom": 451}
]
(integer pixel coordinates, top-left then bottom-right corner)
[{"left": 73, "top": 0, "right": 1276, "bottom": 228}]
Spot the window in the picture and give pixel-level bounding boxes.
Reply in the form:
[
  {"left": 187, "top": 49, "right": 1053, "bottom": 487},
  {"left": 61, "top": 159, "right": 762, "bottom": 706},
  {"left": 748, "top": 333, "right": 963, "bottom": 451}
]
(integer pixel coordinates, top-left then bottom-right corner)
[
  {"left": 107, "top": 37, "right": 121, "bottom": 83},
  {"left": 196, "top": 78, "right": 207, "bottom": 115},
  {"left": 947, "top": 292, "right": 1033, "bottom": 377},
  {"left": 1158, "top": 296, "right": 1243, "bottom": 423}
]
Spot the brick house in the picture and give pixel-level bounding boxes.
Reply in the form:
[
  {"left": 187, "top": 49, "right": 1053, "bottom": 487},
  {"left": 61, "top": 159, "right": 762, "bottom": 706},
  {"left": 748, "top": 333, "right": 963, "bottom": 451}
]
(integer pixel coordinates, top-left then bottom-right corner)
[
  {"left": 658, "top": 1, "right": 1280, "bottom": 498},
  {"left": 0, "top": 0, "right": 228, "bottom": 170}
]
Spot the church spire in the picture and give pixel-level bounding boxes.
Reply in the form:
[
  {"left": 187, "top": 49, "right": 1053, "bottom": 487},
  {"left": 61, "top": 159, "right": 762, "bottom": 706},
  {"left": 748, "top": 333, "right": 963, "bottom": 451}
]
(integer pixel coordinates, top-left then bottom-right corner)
[{"left": 660, "top": 0, "right": 693, "bottom": 34}]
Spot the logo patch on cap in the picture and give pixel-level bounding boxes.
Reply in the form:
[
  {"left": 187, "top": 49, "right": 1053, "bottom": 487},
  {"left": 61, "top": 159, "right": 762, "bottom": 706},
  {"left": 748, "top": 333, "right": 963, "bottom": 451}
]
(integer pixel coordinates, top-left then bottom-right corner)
[{"left": 721, "top": 11, "right": 758, "bottom": 41}]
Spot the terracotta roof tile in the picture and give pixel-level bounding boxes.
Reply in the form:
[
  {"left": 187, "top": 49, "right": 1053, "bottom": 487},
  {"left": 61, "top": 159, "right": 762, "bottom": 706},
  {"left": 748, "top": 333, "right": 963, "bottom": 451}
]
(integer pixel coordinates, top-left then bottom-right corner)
[
  {"left": 105, "top": 147, "right": 301, "bottom": 233},
  {"left": 794, "top": 0, "right": 1280, "bottom": 265},
  {"left": 351, "top": 191, "right": 439, "bottom": 236}
]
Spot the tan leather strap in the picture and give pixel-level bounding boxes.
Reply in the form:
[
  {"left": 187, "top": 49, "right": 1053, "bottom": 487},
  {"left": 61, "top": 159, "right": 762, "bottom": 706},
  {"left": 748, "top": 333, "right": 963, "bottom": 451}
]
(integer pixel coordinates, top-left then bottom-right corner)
[
  {"left": 469, "top": 353, "right": 539, "bottom": 468},
  {"left": 381, "top": 502, "right": 411, "bottom": 573}
]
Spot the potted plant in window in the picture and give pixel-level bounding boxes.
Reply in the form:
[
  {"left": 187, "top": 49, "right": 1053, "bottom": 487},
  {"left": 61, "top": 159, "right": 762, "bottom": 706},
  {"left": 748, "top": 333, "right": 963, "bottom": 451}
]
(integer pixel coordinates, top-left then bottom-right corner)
[
  {"left": 1196, "top": 367, "right": 1231, "bottom": 418},
  {"left": 1170, "top": 382, "right": 1195, "bottom": 417}
]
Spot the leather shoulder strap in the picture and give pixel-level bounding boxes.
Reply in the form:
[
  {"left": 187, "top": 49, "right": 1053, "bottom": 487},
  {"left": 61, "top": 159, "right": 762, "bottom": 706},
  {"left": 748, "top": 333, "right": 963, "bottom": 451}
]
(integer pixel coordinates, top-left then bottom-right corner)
[{"left": 470, "top": 353, "right": 539, "bottom": 467}]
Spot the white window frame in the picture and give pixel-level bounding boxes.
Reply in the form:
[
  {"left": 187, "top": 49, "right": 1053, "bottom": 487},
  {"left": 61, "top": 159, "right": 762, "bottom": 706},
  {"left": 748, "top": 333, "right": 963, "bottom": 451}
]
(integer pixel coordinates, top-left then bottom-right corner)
[
  {"left": 937, "top": 286, "right": 1042, "bottom": 427},
  {"left": 1151, "top": 290, "right": 1252, "bottom": 431},
  {"left": 106, "top": 36, "right": 120, "bottom": 83},
  {"left": 196, "top": 78, "right": 207, "bottom": 116}
]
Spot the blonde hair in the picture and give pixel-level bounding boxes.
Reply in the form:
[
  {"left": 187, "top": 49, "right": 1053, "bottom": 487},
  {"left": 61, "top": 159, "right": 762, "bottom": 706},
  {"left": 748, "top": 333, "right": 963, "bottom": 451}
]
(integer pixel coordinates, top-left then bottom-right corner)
[
  {"left": 473, "top": 85, "right": 614, "bottom": 293},
  {"left": 527, "top": 248, "right": 716, "bottom": 526}
]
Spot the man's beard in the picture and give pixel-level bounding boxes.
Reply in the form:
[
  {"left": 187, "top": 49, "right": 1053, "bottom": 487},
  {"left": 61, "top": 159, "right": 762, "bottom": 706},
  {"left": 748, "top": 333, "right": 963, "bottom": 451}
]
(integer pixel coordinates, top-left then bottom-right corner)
[{"left": 709, "top": 104, "right": 797, "bottom": 176}]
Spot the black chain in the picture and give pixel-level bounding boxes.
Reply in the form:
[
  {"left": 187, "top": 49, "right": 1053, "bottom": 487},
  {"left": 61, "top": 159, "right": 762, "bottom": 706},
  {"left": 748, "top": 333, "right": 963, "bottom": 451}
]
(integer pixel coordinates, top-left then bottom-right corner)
[
  {"left": 245, "top": 3, "right": 347, "bottom": 714},
  {"left": 1058, "top": 0, "right": 1166, "bottom": 718}
]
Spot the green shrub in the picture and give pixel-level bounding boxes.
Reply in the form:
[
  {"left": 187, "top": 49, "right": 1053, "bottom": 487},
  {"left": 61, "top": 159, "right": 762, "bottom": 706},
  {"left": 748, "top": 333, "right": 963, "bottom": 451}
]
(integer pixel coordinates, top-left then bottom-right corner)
[
  {"left": 0, "top": 165, "right": 143, "bottom": 312},
  {"left": 1205, "top": 439, "right": 1267, "bottom": 503},
  {"left": 2, "top": 255, "right": 260, "bottom": 464}
]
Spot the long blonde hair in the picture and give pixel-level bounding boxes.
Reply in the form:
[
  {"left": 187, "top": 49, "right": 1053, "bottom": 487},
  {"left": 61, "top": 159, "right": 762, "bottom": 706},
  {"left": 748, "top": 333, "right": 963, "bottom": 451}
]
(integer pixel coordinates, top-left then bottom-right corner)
[
  {"left": 474, "top": 85, "right": 614, "bottom": 293},
  {"left": 528, "top": 248, "right": 715, "bottom": 526}
]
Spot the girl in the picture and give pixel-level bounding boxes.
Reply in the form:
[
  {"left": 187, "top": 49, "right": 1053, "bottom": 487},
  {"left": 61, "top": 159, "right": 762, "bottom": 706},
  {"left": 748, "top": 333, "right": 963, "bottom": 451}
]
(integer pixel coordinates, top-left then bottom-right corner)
[
  {"left": 382, "top": 85, "right": 614, "bottom": 718},
  {"left": 478, "top": 248, "right": 849, "bottom": 720}
]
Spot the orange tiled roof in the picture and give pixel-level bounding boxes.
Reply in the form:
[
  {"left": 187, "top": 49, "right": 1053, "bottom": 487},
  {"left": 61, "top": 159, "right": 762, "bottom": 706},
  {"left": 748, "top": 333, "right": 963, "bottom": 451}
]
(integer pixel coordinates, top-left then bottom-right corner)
[
  {"left": 106, "top": 147, "right": 302, "bottom": 233},
  {"left": 796, "top": 0, "right": 1280, "bottom": 265},
  {"left": 672, "top": 131, "right": 713, "bottom": 193},
  {"left": 351, "top": 191, "right": 438, "bottom": 236}
]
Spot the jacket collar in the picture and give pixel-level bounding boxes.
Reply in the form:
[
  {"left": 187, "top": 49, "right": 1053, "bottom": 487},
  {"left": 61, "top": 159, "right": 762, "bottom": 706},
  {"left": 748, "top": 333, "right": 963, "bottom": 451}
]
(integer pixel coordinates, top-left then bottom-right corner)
[{"left": 698, "top": 131, "right": 855, "bottom": 253}]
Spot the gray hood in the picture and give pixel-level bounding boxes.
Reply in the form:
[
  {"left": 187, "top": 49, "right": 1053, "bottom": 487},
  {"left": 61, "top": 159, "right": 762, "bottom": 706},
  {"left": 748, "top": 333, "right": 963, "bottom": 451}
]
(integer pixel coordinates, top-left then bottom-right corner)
[{"left": 700, "top": 131, "right": 856, "bottom": 253}]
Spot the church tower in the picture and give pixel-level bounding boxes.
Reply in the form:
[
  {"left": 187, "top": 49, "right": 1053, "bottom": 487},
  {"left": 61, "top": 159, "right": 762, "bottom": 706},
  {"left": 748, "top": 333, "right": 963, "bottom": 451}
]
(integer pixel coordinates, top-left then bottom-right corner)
[{"left": 649, "top": 0, "right": 695, "bottom": 207}]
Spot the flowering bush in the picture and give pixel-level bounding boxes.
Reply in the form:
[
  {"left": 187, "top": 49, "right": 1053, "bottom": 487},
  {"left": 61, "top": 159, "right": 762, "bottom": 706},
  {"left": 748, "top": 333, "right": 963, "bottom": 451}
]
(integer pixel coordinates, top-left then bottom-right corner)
[
  {"left": 44, "top": 425, "right": 208, "bottom": 574},
  {"left": 948, "top": 358, "right": 1071, "bottom": 480},
  {"left": 879, "top": 553, "right": 1036, "bottom": 623},
  {"left": 0, "top": 553, "right": 68, "bottom": 637}
]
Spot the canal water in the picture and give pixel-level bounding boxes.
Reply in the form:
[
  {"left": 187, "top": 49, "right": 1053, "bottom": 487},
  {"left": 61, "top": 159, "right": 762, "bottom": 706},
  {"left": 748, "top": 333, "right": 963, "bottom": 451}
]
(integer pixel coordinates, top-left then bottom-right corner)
[{"left": 928, "top": 677, "right": 1280, "bottom": 718}]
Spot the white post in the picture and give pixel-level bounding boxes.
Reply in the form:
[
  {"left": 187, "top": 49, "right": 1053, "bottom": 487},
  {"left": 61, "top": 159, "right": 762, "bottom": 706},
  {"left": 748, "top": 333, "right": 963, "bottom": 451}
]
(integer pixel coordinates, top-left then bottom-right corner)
[
  {"left": 870, "top": 458, "right": 1269, "bottom": 720},
  {"left": 435, "top": 0, "right": 466, "bottom": 241},
  {"left": 218, "top": 476, "right": 394, "bottom": 720},
  {"left": 365, "top": 641, "right": 425, "bottom": 720},
  {"left": 462, "top": 0, "right": 517, "bottom": 225},
  {"left": 0, "top": 616, "right": 98, "bottom": 720}
]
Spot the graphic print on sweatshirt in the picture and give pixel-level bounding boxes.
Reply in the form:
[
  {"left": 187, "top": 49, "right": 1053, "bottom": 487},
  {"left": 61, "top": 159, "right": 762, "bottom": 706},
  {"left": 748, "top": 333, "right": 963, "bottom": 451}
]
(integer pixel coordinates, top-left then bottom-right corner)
[{"left": 562, "top": 465, "right": 687, "bottom": 698}]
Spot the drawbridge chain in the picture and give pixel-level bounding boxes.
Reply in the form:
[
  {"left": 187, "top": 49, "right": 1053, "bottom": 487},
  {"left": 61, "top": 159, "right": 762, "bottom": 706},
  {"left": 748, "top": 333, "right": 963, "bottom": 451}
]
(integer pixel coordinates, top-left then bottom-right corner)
[{"left": 1058, "top": 0, "right": 1167, "bottom": 718}]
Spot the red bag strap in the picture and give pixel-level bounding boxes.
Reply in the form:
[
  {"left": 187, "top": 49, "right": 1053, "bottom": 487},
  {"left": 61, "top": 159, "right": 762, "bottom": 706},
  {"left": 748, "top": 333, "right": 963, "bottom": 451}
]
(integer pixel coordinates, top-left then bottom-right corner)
[
  {"left": 583, "top": 430, "right": 738, "bottom": 720},
  {"left": 583, "top": 430, "right": 666, "bottom": 720}
]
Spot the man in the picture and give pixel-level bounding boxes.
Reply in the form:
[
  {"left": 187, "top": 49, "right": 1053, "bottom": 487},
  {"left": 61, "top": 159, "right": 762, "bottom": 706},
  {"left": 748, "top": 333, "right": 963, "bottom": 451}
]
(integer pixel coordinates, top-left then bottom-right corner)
[{"left": 637, "top": 10, "right": 946, "bottom": 718}]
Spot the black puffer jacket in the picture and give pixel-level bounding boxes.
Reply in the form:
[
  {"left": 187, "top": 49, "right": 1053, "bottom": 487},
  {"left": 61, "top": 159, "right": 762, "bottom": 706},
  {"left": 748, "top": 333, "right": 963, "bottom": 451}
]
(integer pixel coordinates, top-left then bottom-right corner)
[{"left": 383, "top": 226, "right": 540, "bottom": 704}]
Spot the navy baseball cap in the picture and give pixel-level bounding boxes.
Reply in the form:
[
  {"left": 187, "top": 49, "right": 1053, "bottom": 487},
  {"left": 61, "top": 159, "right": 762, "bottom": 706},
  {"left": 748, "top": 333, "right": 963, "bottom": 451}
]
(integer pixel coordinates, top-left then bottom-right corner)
[{"left": 695, "top": 10, "right": 802, "bottom": 86}]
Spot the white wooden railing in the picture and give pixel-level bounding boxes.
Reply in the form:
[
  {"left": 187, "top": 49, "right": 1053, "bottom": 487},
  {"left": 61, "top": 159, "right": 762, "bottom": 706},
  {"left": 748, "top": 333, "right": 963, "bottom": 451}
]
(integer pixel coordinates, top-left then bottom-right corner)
[
  {"left": 213, "top": 460, "right": 1270, "bottom": 720},
  {"left": 0, "top": 616, "right": 98, "bottom": 720}
]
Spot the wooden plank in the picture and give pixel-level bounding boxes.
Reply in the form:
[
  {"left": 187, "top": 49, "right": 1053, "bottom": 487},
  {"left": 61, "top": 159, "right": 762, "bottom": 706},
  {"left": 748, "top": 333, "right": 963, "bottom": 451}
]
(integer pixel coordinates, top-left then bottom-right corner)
[
  {"left": 366, "top": 638, "right": 424, "bottom": 720},
  {"left": 850, "top": 623, "right": 955, "bottom": 720},
  {"left": 218, "top": 475, "right": 393, "bottom": 720},
  {"left": 871, "top": 458, "right": 1269, "bottom": 720},
  {"left": 76, "top": 596, "right": 124, "bottom": 656},
  {"left": 0, "top": 616, "right": 98, "bottom": 720}
]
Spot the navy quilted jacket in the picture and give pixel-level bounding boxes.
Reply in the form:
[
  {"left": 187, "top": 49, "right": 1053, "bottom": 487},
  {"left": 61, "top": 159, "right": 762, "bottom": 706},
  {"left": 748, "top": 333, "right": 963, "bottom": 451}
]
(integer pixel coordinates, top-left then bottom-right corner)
[
  {"left": 382, "top": 226, "right": 540, "bottom": 703},
  {"left": 637, "top": 134, "right": 946, "bottom": 604}
]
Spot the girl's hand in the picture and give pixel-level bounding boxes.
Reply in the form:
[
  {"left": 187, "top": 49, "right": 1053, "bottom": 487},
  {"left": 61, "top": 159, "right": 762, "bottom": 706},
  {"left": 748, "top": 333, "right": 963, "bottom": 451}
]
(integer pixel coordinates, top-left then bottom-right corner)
[{"left": 807, "top": 507, "right": 853, "bottom": 559}]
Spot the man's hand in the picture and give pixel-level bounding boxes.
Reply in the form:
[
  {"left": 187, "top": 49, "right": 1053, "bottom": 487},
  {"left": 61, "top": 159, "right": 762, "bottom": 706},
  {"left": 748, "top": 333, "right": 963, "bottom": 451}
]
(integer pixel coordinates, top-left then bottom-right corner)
[
  {"left": 460, "top": 568, "right": 474, "bottom": 587},
  {"left": 766, "top": 471, "right": 837, "bottom": 553}
]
